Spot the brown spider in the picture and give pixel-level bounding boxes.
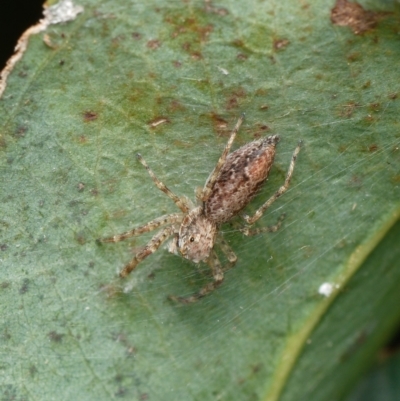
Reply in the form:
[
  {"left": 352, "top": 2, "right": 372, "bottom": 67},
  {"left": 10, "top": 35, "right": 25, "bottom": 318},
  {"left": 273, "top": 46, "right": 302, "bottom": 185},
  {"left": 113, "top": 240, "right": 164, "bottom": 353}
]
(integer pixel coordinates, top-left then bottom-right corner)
[{"left": 98, "top": 115, "right": 302, "bottom": 303}]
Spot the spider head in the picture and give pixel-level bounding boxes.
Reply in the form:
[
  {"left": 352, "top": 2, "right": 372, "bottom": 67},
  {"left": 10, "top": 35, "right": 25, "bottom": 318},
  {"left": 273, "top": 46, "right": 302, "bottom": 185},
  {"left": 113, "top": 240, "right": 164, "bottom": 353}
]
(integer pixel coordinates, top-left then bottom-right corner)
[{"left": 177, "top": 207, "right": 217, "bottom": 263}]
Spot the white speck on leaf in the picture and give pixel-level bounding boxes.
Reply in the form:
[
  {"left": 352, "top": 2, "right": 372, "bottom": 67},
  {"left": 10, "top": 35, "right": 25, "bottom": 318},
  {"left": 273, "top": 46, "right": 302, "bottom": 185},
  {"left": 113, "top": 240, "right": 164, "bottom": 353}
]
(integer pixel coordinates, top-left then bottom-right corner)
[
  {"left": 217, "top": 66, "right": 229, "bottom": 75},
  {"left": 318, "top": 282, "right": 339, "bottom": 297}
]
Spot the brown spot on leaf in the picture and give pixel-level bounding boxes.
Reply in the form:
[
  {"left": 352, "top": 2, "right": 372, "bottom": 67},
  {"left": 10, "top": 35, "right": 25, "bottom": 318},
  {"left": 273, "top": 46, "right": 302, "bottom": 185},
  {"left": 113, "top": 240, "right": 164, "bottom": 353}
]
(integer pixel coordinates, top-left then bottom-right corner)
[
  {"left": 83, "top": 111, "right": 98, "bottom": 122},
  {"left": 339, "top": 101, "right": 359, "bottom": 117},
  {"left": 369, "top": 102, "right": 380, "bottom": 112},
  {"left": 273, "top": 38, "right": 290, "bottom": 50},
  {"left": 2, "top": 328, "right": 11, "bottom": 341},
  {"left": 191, "top": 51, "right": 203, "bottom": 60},
  {"left": 182, "top": 42, "right": 191, "bottom": 52},
  {"left": 349, "top": 174, "right": 363, "bottom": 189},
  {"left": 232, "top": 40, "right": 249, "bottom": 60},
  {"left": 75, "top": 231, "right": 87, "bottom": 245},
  {"left": 233, "top": 39, "right": 244, "bottom": 47},
  {"left": 331, "top": 0, "right": 389, "bottom": 35},
  {"left": 147, "top": 39, "right": 161, "bottom": 49},
  {"left": 211, "top": 113, "right": 228, "bottom": 135},
  {"left": 362, "top": 80, "right": 371, "bottom": 89},
  {"left": 369, "top": 144, "right": 378, "bottom": 152},
  {"left": 115, "top": 387, "right": 127, "bottom": 397},
  {"left": 204, "top": 0, "right": 229, "bottom": 16},
  {"left": 111, "top": 35, "right": 126, "bottom": 48},
  {"left": 171, "top": 26, "right": 186, "bottom": 39},
  {"left": 14, "top": 126, "right": 27, "bottom": 138},
  {"left": 168, "top": 99, "right": 185, "bottom": 113},
  {"left": 226, "top": 87, "right": 246, "bottom": 110},
  {"left": 29, "top": 365, "right": 38, "bottom": 377},
  {"left": 251, "top": 363, "right": 263, "bottom": 374},
  {"left": 114, "top": 374, "right": 123, "bottom": 383},
  {"left": 347, "top": 52, "right": 361, "bottom": 62},
  {"left": 48, "top": 331, "right": 64, "bottom": 343},
  {"left": 0, "top": 136, "right": 6, "bottom": 149},
  {"left": 389, "top": 93, "right": 398, "bottom": 100},
  {"left": 99, "top": 283, "right": 121, "bottom": 298},
  {"left": 132, "top": 32, "right": 142, "bottom": 40},
  {"left": 253, "top": 124, "right": 270, "bottom": 139},
  {"left": 237, "top": 53, "right": 248, "bottom": 61},
  {"left": 19, "top": 279, "right": 30, "bottom": 294},
  {"left": 168, "top": 15, "right": 213, "bottom": 42},
  {"left": 18, "top": 70, "right": 28, "bottom": 78},
  {"left": 78, "top": 135, "right": 87, "bottom": 143}
]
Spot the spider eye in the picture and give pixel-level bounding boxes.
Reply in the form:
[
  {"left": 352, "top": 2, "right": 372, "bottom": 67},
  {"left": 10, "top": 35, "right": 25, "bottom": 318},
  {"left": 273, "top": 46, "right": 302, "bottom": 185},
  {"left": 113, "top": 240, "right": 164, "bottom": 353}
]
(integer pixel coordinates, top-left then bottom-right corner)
[{"left": 189, "top": 237, "right": 195, "bottom": 242}]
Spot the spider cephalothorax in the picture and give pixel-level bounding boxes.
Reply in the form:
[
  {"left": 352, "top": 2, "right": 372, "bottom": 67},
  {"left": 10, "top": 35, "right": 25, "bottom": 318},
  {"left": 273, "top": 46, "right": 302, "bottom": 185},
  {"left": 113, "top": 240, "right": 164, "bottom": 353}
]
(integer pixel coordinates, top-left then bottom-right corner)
[
  {"left": 177, "top": 207, "right": 217, "bottom": 263},
  {"left": 99, "top": 115, "right": 301, "bottom": 303}
]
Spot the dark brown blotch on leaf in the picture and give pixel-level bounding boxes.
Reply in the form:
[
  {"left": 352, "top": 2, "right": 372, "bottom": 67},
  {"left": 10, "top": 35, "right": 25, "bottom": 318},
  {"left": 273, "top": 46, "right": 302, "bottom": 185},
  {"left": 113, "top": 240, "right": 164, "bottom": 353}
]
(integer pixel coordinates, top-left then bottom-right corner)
[
  {"left": 331, "top": 0, "right": 390, "bottom": 35},
  {"left": 210, "top": 113, "right": 228, "bottom": 136},
  {"left": 369, "top": 144, "right": 378, "bottom": 152},
  {"left": 83, "top": 111, "right": 98, "bottom": 122}
]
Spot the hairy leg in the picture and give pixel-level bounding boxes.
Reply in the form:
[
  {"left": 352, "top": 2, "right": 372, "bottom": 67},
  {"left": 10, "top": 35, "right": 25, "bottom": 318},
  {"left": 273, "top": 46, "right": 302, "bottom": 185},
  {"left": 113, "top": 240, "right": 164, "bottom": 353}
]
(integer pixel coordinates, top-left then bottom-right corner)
[
  {"left": 119, "top": 225, "right": 178, "bottom": 277},
  {"left": 240, "top": 213, "right": 286, "bottom": 236},
  {"left": 98, "top": 213, "right": 183, "bottom": 243},
  {"left": 243, "top": 141, "right": 302, "bottom": 225},
  {"left": 169, "top": 249, "right": 224, "bottom": 303},
  {"left": 137, "top": 153, "right": 190, "bottom": 213},
  {"left": 200, "top": 114, "right": 245, "bottom": 203},
  {"left": 216, "top": 234, "right": 237, "bottom": 271}
]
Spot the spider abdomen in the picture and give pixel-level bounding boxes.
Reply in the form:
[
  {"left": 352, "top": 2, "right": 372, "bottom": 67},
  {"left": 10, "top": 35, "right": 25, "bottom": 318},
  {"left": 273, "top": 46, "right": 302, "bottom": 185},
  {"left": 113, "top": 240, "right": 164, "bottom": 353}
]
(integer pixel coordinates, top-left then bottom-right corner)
[{"left": 205, "top": 135, "right": 279, "bottom": 223}]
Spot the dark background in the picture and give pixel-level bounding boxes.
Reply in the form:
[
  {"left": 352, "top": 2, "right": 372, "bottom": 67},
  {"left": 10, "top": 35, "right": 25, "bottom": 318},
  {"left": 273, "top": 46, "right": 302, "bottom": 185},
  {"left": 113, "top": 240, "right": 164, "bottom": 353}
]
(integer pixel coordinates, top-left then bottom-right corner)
[{"left": 0, "top": 0, "right": 43, "bottom": 69}]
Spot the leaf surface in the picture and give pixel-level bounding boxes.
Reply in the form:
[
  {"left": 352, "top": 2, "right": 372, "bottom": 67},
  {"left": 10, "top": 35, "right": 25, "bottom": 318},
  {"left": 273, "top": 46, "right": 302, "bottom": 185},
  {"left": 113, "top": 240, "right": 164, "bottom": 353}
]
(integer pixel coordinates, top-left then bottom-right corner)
[{"left": 1, "top": 1, "right": 400, "bottom": 400}]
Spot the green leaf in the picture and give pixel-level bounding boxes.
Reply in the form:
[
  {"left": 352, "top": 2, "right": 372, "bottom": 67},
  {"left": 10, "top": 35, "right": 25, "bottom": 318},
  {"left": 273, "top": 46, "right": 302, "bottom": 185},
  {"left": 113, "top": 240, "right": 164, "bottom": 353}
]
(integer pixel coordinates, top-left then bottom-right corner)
[
  {"left": 344, "top": 351, "right": 400, "bottom": 401},
  {"left": 1, "top": 0, "right": 400, "bottom": 400}
]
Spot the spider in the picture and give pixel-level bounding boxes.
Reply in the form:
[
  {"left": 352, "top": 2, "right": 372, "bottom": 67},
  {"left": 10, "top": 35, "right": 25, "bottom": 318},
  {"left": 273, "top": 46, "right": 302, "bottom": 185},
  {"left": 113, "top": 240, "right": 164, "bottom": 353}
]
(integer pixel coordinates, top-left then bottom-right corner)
[{"left": 98, "top": 114, "right": 302, "bottom": 303}]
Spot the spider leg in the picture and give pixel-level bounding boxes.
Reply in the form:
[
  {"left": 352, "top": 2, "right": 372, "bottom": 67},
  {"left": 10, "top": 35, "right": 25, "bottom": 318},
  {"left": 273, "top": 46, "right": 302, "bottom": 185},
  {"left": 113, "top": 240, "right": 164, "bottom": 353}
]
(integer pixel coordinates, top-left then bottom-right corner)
[
  {"left": 243, "top": 140, "right": 302, "bottom": 225},
  {"left": 137, "top": 154, "right": 190, "bottom": 213},
  {"left": 97, "top": 213, "right": 183, "bottom": 243},
  {"left": 119, "top": 225, "right": 178, "bottom": 277},
  {"left": 185, "top": 234, "right": 237, "bottom": 277},
  {"left": 200, "top": 114, "right": 245, "bottom": 203},
  {"left": 169, "top": 249, "right": 224, "bottom": 304},
  {"left": 240, "top": 213, "right": 286, "bottom": 236},
  {"left": 216, "top": 234, "right": 237, "bottom": 271}
]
